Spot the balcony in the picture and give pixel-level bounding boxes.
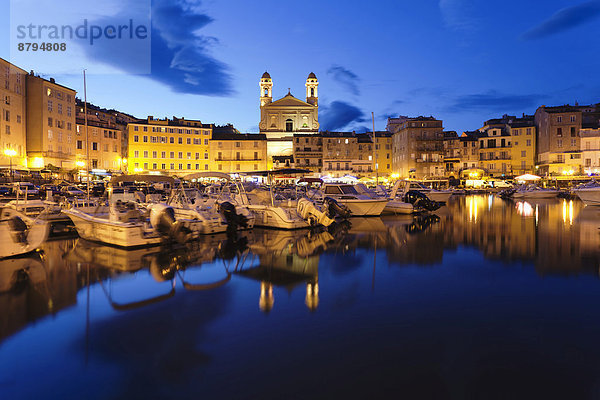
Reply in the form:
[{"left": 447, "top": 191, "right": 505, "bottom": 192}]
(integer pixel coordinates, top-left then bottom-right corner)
[{"left": 215, "top": 157, "right": 262, "bottom": 162}]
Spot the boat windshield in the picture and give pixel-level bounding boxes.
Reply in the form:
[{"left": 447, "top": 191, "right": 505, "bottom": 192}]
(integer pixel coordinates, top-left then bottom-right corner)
[{"left": 340, "top": 185, "right": 358, "bottom": 195}]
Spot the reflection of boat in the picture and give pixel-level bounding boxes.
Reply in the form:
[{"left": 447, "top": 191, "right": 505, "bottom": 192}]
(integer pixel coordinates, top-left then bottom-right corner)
[
  {"left": 0, "top": 207, "right": 50, "bottom": 259},
  {"left": 0, "top": 254, "right": 46, "bottom": 293},
  {"left": 66, "top": 238, "right": 163, "bottom": 272}
]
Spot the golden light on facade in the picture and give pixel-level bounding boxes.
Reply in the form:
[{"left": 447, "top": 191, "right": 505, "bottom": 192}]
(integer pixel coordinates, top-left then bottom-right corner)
[
  {"left": 75, "top": 160, "right": 85, "bottom": 168},
  {"left": 4, "top": 148, "right": 17, "bottom": 157}
]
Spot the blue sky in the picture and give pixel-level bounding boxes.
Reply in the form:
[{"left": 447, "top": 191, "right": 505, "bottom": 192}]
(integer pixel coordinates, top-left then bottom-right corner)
[{"left": 2, "top": 0, "right": 600, "bottom": 133}]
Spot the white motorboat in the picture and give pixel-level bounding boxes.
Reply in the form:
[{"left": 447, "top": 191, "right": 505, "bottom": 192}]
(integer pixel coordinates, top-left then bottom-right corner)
[
  {"left": 0, "top": 207, "right": 50, "bottom": 259},
  {"left": 239, "top": 169, "right": 350, "bottom": 229},
  {"left": 314, "top": 183, "right": 388, "bottom": 216},
  {"left": 354, "top": 183, "right": 413, "bottom": 215},
  {"left": 573, "top": 180, "right": 600, "bottom": 206},
  {"left": 512, "top": 184, "right": 560, "bottom": 199},
  {"left": 183, "top": 172, "right": 256, "bottom": 231}
]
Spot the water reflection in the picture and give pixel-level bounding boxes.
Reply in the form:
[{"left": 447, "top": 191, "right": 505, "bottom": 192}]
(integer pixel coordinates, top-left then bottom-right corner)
[{"left": 5, "top": 197, "right": 600, "bottom": 398}]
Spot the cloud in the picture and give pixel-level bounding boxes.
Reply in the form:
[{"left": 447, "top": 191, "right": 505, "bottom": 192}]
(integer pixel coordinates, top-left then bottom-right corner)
[
  {"left": 521, "top": 1, "right": 600, "bottom": 40},
  {"left": 320, "top": 101, "right": 366, "bottom": 131},
  {"left": 327, "top": 65, "right": 360, "bottom": 96},
  {"left": 447, "top": 91, "right": 544, "bottom": 113},
  {"left": 85, "top": 0, "right": 233, "bottom": 96}
]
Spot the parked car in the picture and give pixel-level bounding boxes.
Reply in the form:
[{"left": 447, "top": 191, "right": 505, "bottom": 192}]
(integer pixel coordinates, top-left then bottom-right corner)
[
  {"left": 0, "top": 185, "right": 11, "bottom": 196},
  {"left": 12, "top": 182, "right": 39, "bottom": 196},
  {"left": 61, "top": 185, "right": 85, "bottom": 197}
]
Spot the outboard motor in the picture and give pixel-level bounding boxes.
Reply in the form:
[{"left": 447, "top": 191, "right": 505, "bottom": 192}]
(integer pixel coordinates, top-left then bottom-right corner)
[
  {"left": 406, "top": 214, "right": 441, "bottom": 234},
  {"left": 403, "top": 190, "right": 442, "bottom": 212},
  {"left": 8, "top": 216, "right": 29, "bottom": 244},
  {"left": 323, "top": 197, "right": 351, "bottom": 219},
  {"left": 149, "top": 204, "right": 177, "bottom": 237},
  {"left": 219, "top": 201, "right": 249, "bottom": 234}
]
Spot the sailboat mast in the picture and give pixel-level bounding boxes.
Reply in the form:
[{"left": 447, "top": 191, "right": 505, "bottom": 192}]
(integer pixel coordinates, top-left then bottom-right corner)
[{"left": 84, "top": 69, "right": 90, "bottom": 201}]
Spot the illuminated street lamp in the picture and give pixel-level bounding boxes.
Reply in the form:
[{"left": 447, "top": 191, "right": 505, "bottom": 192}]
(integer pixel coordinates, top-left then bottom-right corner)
[{"left": 4, "top": 148, "right": 17, "bottom": 182}]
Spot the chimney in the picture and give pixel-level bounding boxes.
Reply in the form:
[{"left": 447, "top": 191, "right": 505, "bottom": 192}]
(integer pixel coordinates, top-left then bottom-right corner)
[
  {"left": 148, "top": 115, "right": 153, "bottom": 121},
  {"left": 50, "top": 78, "right": 55, "bottom": 83}
]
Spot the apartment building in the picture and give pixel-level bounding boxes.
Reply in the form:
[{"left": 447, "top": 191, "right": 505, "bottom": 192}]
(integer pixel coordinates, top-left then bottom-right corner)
[
  {"left": 322, "top": 132, "right": 360, "bottom": 178},
  {"left": 75, "top": 100, "right": 124, "bottom": 172},
  {"left": 26, "top": 73, "right": 77, "bottom": 169},
  {"left": 128, "top": 116, "right": 212, "bottom": 175},
  {"left": 0, "top": 58, "right": 27, "bottom": 171},
  {"left": 534, "top": 105, "right": 583, "bottom": 175},
  {"left": 210, "top": 127, "right": 268, "bottom": 173},
  {"left": 508, "top": 117, "right": 536, "bottom": 176},
  {"left": 388, "top": 116, "right": 445, "bottom": 179},
  {"left": 293, "top": 133, "right": 323, "bottom": 175},
  {"left": 581, "top": 125, "right": 600, "bottom": 174}
]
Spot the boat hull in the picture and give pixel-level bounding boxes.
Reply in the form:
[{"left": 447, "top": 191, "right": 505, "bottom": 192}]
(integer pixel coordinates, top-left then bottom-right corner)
[
  {"left": 574, "top": 188, "right": 600, "bottom": 206},
  {"left": 513, "top": 190, "right": 559, "bottom": 199},
  {"left": 336, "top": 199, "right": 388, "bottom": 216},
  {"left": 64, "top": 209, "right": 163, "bottom": 248},
  {"left": 0, "top": 209, "right": 50, "bottom": 259},
  {"left": 382, "top": 200, "right": 414, "bottom": 215},
  {"left": 247, "top": 205, "right": 310, "bottom": 230}
]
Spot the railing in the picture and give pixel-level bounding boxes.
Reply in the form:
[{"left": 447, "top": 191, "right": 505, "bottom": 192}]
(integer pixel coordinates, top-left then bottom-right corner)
[{"left": 214, "top": 157, "right": 262, "bottom": 161}]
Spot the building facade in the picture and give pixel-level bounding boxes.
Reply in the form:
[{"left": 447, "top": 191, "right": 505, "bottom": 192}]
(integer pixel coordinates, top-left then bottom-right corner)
[
  {"left": 293, "top": 133, "right": 323, "bottom": 175},
  {"left": 0, "top": 58, "right": 27, "bottom": 171},
  {"left": 581, "top": 126, "right": 600, "bottom": 174},
  {"left": 535, "top": 105, "right": 583, "bottom": 175},
  {"left": 388, "top": 116, "right": 445, "bottom": 179},
  {"left": 26, "top": 73, "right": 77, "bottom": 170},
  {"left": 508, "top": 117, "right": 536, "bottom": 176},
  {"left": 210, "top": 128, "right": 267, "bottom": 173},
  {"left": 259, "top": 72, "right": 319, "bottom": 167},
  {"left": 127, "top": 117, "right": 212, "bottom": 175}
]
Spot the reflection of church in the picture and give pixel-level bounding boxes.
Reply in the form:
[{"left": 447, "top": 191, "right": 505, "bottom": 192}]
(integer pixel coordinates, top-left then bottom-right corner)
[{"left": 259, "top": 72, "right": 319, "bottom": 167}]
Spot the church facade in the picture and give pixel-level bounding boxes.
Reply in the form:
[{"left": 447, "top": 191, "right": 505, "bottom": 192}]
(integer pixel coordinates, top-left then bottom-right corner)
[{"left": 259, "top": 72, "right": 319, "bottom": 167}]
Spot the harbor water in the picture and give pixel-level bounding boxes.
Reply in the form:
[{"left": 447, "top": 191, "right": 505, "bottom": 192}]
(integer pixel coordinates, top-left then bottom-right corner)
[{"left": 2, "top": 195, "right": 600, "bottom": 399}]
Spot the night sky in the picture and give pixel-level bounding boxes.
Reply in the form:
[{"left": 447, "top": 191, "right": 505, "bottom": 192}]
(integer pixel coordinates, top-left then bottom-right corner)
[{"left": 2, "top": 0, "right": 600, "bottom": 133}]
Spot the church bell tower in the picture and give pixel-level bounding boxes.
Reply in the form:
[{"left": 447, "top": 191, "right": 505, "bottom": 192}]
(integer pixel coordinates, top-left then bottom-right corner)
[
  {"left": 305, "top": 72, "right": 318, "bottom": 106},
  {"left": 260, "top": 71, "right": 273, "bottom": 107}
]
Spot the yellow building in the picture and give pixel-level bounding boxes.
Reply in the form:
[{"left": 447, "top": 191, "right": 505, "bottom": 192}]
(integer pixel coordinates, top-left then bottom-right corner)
[
  {"left": 26, "top": 72, "right": 77, "bottom": 170},
  {"left": 374, "top": 131, "right": 393, "bottom": 177},
  {"left": 210, "top": 127, "right": 268, "bottom": 173},
  {"left": 508, "top": 118, "right": 536, "bottom": 175},
  {"left": 0, "top": 58, "right": 27, "bottom": 171},
  {"left": 75, "top": 101, "right": 124, "bottom": 173},
  {"left": 128, "top": 116, "right": 212, "bottom": 175},
  {"left": 478, "top": 122, "right": 512, "bottom": 177}
]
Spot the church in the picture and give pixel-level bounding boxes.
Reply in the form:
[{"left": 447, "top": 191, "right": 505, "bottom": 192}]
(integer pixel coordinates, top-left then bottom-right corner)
[{"left": 258, "top": 72, "right": 319, "bottom": 167}]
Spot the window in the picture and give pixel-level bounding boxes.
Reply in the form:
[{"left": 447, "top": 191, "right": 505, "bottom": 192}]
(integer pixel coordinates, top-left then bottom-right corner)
[
  {"left": 57, "top": 103, "right": 62, "bottom": 114},
  {"left": 187, "top": 138, "right": 191, "bottom": 145},
  {"left": 178, "top": 152, "right": 183, "bottom": 159},
  {"left": 254, "top": 141, "right": 259, "bottom": 148},
  {"left": 218, "top": 152, "right": 222, "bottom": 160},
  {"left": 143, "top": 136, "right": 148, "bottom": 143},
  {"left": 557, "top": 116, "right": 562, "bottom": 122},
  {"left": 161, "top": 151, "right": 166, "bottom": 158},
  {"left": 152, "top": 151, "right": 157, "bottom": 158},
  {"left": 170, "top": 137, "right": 174, "bottom": 144},
  {"left": 16, "top": 115, "right": 21, "bottom": 123},
  {"left": 285, "top": 119, "right": 293, "bottom": 132},
  {"left": 187, "top": 152, "right": 191, "bottom": 159},
  {"left": 187, "top": 164, "right": 191, "bottom": 170},
  {"left": 179, "top": 164, "right": 183, "bottom": 170},
  {"left": 133, "top": 135, "right": 139, "bottom": 142},
  {"left": 178, "top": 137, "right": 183, "bottom": 144},
  {"left": 144, "top": 162, "right": 148, "bottom": 169},
  {"left": 170, "top": 151, "right": 174, "bottom": 158},
  {"left": 571, "top": 139, "right": 577, "bottom": 147},
  {"left": 526, "top": 128, "right": 532, "bottom": 135},
  {"left": 570, "top": 115, "right": 576, "bottom": 122},
  {"left": 47, "top": 100, "right": 53, "bottom": 112},
  {"left": 218, "top": 164, "right": 222, "bottom": 170},
  {"left": 205, "top": 164, "right": 209, "bottom": 170},
  {"left": 557, "top": 155, "right": 564, "bottom": 163},
  {"left": 170, "top": 163, "right": 175, "bottom": 169},
  {"left": 103, "top": 144, "right": 108, "bottom": 152},
  {"left": 526, "top": 139, "right": 531, "bottom": 146},
  {"left": 195, "top": 152, "right": 200, "bottom": 160},
  {"left": 513, "top": 129, "right": 519, "bottom": 136},
  {"left": 152, "top": 163, "right": 157, "bottom": 170},
  {"left": 48, "top": 117, "right": 53, "bottom": 127},
  {"left": 134, "top": 126, "right": 139, "bottom": 131},
  {"left": 162, "top": 164, "right": 166, "bottom": 170},
  {"left": 204, "top": 153, "right": 208, "bottom": 159},
  {"left": 195, "top": 164, "right": 199, "bottom": 170},
  {"left": 143, "top": 151, "right": 148, "bottom": 158},
  {"left": 557, "top": 128, "right": 562, "bottom": 137},
  {"left": 236, "top": 152, "right": 241, "bottom": 160},
  {"left": 134, "top": 150, "right": 139, "bottom": 157},
  {"left": 571, "top": 127, "right": 576, "bottom": 137},
  {"left": 92, "top": 142, "right": 98, "bottom": 151},
  {"left": 236, "top": 142, "right": 240, "bottom": 148},
  {"left": 521, "top": 151, "right": 526, "bottom": 157},
  {"left": 236, "top": 164, "right": 240, "bottom": 170},
  {"left": 143, "top": 126, "right": 147, "bottom": 132},
  {"left": 254, "top": 151, "right": 258, "bottom": 160}
]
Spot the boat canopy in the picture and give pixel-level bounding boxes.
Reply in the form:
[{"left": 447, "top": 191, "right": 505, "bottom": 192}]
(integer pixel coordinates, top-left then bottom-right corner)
[
  {"left": 110, "top": 174, "right": 175, "bottom": 184},
  {"left": 515, "top": 173, "right": 541, "bottom": 182},
  {"left": 183, "top": 172, "right": 231, "bottom": 181},
  {"left": 297, "top": 177, "right": 323, "bottom": 184}
]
